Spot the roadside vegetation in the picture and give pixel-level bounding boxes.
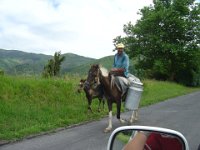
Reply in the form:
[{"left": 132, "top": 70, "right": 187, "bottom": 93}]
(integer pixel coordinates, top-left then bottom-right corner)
[{"left": 0, "top": 75, "right": 199, "bottom": 141}]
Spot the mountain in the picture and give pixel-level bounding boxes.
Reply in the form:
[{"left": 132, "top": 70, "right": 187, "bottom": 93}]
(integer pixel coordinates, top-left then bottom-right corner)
[
  {"left": 0, "top": 49, "right": 52, "bottom": 75},
  {"left": 0, "top": 49, "right": 108, "bottom": 75},
  {"left": 0, "top": 49, "right": 135, "bottom": 76},
  {"left": 68, "top": 56, "right": 114, "bottom": 75},
  {"left": 61, "top": 53, "right": 95, "bottom": 73},
  {"left": 68, "top": 55, "right": 135, "bottom": 75}
]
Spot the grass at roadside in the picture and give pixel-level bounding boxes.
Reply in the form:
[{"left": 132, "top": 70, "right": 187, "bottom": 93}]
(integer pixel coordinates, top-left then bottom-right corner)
[
  {"left": 140, "top": 79, "right": 199, "bottom": 107},
  {"left": 0, "top": 75, "right": 107, "bottom": 140},
  {"left": 0, "top": 76, "right": 199, "bottom": 141}
]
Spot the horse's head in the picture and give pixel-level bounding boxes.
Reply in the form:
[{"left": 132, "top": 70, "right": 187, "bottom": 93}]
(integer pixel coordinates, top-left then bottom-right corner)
[
  {"left": 77, "top": 79, "right": 86, "bottom": 93},
  {"left": 86, "top": 64, "right": 109, "bottom": 88},
  {"left": 86, "top": 64, "right": 100, "bottom": 88}
]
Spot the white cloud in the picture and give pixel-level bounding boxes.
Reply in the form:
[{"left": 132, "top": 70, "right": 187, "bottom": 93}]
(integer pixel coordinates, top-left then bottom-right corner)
[{"left": 0, "top": 0, "right": 153, "bottom": 58}]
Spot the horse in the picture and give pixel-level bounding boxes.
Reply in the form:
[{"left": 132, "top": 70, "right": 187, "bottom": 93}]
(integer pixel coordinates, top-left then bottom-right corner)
[
  {"left": 77, "top": 79, "right": 105, "bottom": 112},
  {"left": 86, "top": 64, "right": 138, "bottom": 132}
]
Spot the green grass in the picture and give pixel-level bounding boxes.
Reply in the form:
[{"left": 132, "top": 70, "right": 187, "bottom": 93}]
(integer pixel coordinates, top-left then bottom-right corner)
[
  {"left": 0, "top": 75, "right": 107, "bottom": 140},
  {"left": 140, "top": 79, "right": 199, "bottom": 107},
  {"left": 0, "top": 76, "right": 199, "bottom": 141},
  {"left": 116, "top": 133, "right": 130, "bottom": 144}
]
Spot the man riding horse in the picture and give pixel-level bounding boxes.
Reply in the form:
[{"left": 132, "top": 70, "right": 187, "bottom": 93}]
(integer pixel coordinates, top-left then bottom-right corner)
[
  {"left": 109, "top": 43, "right": 130, "bottom": 99},
  {"left": 111, "top": 43, "right": 129, "bottom": 78},
  {"left": 110, "top": 43, "right": 140, "bottom": 123},
  {"left": 105, "top": 43, "right": 131, "bottom": 132}
]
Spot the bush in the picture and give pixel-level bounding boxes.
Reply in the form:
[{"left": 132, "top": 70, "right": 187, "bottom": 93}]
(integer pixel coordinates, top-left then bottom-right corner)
[{"left": 0, "top": 69, "right": 4, "bottom": 76}]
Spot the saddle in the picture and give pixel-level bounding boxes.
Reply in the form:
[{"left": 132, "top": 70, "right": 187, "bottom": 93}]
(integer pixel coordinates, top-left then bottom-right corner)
[{"left": 109, "top": 70, "right": 125, "bottom": 77}]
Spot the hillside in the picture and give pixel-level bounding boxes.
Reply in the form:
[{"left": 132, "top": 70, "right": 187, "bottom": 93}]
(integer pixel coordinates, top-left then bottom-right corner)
[
  {"left": 0, "top": 49, "right": 136, "bottom": 76},
  {"left": 0, "top": 49, "right": 95, "bottom": 75},
  {"left": 0, "top": 49, "right": 52, "bottom": 75},
  {"left": 61, "top": 53, "right": 95, "bottom": 73},
  {"left": 69, "top": 56, "right": 136, "bottom": 76},
  {"left": 68, "top": 55, "right": 114, "bottom": 75}
]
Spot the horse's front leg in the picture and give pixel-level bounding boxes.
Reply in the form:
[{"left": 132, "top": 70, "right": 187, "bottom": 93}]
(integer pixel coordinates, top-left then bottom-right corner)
[
  {"left": 97, "top": 97, "right": 105, "bottom": 112},
  {"left": 97, "top": 98, "right": 101, "bottom": 112},
  {"left": 104, "top": 100, "right": 112, "bottom": 133},
  {"left": 87, "top": 97, "right": 93, "bottom": 113},
  {"left": 102, "top": 96, "right": 106, "bottom": 110}
]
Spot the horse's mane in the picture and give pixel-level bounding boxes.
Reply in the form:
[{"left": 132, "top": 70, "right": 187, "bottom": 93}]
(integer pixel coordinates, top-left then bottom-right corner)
[
  {"left": 99, "top": 66, "right": 115, "bottom": 89},
  {"left": 99, "top": 67, "right": 109, "bottom": 77}
]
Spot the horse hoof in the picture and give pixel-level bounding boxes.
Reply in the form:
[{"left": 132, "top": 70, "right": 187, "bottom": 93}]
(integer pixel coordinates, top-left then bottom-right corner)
[
  {"left": 129, "top": 119, "right": 136, "bottom": 124},
  {"left": 129, "top": 120, "right": 133, "bottom": 124},
  {"left": 119, "top": 119, "right": 126, "bottom": 124},
  {"left": 129, "top": 118, "right": 139, "bottom": 124},
  {"left": 104, "top": 127, "right": 112, "bottom": 133}
]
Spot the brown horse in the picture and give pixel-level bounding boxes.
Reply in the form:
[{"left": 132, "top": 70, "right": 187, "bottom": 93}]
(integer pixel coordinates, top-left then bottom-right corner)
[
  {"left": 86, "top": 64, "right": 138, "bottom": 132},
  {"left": 77, "top": 79, "right": 105, "bottom": 112}
]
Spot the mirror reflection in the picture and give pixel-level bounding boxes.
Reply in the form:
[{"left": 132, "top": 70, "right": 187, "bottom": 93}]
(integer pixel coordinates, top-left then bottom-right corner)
[{"left": 111, "top": 129, "right": 185, "bottom": 150}]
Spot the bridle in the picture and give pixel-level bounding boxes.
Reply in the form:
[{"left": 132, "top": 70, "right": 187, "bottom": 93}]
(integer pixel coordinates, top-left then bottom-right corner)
[{"left": 85, "top": 66, "right": 101, "bottom": 89}]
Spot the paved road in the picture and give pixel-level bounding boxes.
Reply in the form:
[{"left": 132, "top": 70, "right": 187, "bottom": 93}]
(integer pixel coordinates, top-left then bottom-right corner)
[{"left": 1, "top": 91, "right": 200, "bottom": 150}]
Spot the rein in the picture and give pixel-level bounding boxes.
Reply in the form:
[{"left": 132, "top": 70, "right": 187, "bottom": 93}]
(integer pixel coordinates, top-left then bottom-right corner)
[{"left": 84, "top": 79, "right": 99, "bottom": 89}]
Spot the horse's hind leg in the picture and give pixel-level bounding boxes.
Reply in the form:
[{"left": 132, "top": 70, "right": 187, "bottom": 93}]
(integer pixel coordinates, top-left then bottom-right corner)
[
  {"left": 117, "top": 100, "right": 126, "bottom": 124},
  {"left": 129, "top": 109, "right": 139, "bottom": 123},
  {"left": 134, "top": 109, "right": 139, "bottom": 121},
  {"left": 129, "top": 111, "right": 135, "bottom": 123}
]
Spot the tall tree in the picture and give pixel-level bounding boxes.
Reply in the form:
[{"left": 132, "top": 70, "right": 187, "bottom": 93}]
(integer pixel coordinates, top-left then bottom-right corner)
[
  {"left": 42, "top": 51, "right": 65, "bottom": 77},
  {"left": 53, "top": 51, "right": 65, "bottom": 76},
  {"left": 114, "top": 0, "right": 200, "bottom": 86}
]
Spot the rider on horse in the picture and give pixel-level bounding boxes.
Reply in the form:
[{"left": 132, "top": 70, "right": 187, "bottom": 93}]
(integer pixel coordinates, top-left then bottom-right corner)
[
  {"left": 110, "top": 43, "right": 129, "bottom": 78},
  {"left": 110, "top": 43, "right": 130, "bottom": 98}
]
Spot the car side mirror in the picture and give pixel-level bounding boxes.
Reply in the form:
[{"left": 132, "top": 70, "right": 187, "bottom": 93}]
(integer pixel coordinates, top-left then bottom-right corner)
[{"left": 107, "top": 126, "right": 189, "bottom": 150}]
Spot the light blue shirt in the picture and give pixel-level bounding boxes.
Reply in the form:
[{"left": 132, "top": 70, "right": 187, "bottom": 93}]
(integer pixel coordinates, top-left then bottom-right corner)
[{"left": 113, "top": 52, "right": 129, "bottom": 77}]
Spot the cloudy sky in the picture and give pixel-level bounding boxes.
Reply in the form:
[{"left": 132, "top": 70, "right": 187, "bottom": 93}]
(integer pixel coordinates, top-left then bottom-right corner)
[{"left": 1, "top": 0, "right": 153, "bottom": 58}]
